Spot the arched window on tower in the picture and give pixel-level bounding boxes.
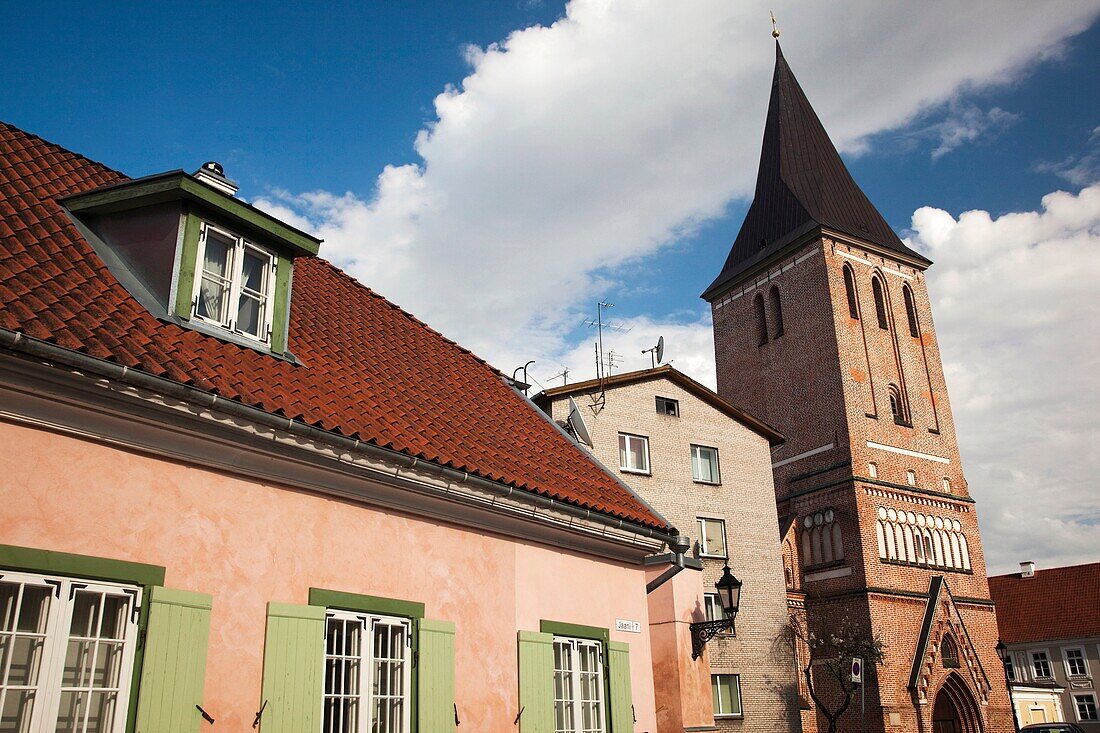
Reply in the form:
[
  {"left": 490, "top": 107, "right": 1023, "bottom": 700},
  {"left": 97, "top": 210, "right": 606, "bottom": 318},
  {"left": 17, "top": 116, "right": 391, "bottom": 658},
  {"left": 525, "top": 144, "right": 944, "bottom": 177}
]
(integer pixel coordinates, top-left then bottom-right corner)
[
  {"left": 769, "top": 286, "right": 784, "bottom": 338},
  {"left": 888, "top": 384, "right": 908, "bottom": 425},
  {"left": 754, "top": 293, "right": 768, "bottom": 346},
  {"left": 843, "top": 264, "right": 860, "bottom": 319},
  {"left": 802, "top": 510, "right": 843, "bottom": 568},
  {"left": 872, "top": 275, "right": 889, "bottom": 330},
  {"left": 903, "top": 285, "right": 920, "bottom": 338}
]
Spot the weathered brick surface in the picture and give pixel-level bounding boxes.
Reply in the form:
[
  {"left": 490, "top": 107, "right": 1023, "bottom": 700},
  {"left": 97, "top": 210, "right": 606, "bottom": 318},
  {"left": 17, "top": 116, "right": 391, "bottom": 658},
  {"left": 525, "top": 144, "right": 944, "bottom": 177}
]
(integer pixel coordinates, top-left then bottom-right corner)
[
  {"left": 709, "top": 233, "right": 1014, "bottom": 733},
  {"left": 544, "top": 376, "right": 801, "bottom": 732}
]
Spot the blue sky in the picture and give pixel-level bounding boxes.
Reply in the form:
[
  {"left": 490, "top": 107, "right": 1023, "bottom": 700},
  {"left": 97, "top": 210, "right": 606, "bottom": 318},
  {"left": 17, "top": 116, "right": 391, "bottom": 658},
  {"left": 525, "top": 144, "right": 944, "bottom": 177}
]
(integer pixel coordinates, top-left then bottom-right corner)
[{"left": 3, "top": 1, "right": 1099, "bottom": 573}]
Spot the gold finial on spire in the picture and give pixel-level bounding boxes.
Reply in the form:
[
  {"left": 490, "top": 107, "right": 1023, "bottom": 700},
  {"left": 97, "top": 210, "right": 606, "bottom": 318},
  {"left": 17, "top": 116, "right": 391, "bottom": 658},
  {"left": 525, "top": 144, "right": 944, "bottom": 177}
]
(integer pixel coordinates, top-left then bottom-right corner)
[{"left": 770, "top": 11, "right": 781, "bottom": 39}]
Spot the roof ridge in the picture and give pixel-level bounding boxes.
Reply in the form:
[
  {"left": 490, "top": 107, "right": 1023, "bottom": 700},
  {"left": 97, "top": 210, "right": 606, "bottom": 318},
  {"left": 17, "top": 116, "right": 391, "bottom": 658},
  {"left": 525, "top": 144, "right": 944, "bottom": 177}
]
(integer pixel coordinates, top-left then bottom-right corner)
[{"left": 0, "top": 120, "right": 129, "bottom": 183}]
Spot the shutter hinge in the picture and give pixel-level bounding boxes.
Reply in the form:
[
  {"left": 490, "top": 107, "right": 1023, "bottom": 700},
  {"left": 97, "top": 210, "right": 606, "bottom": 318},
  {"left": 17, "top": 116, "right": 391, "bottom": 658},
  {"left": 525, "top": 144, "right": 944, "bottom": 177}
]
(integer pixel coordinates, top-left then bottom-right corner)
[
  {"left": 454, "top": 703, "right": 460, "bottom": 726},
  {"left": 252, "top": 700, "right": 268, "bottom": 729},
  {"left": 513, "top": 706, "right": 525, "bottom": 725},
  {"left": 196, "top": 705, "right": 215, "bottom": 724},
  {"left": 138, "top": 627, "right": 147, "bottom": 650}
]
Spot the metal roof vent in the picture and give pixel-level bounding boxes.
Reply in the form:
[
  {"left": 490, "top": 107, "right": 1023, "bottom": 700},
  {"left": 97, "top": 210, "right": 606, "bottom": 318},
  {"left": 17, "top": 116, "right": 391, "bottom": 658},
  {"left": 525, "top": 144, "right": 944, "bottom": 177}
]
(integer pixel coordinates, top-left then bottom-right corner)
[{"left": 193, "top": 161, "right": 239, "bottom": 197}]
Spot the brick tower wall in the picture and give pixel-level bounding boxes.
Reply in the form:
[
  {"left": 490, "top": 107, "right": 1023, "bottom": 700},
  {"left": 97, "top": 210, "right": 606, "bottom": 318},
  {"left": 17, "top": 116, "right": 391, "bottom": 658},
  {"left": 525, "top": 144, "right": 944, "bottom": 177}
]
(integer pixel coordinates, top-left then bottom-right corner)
[{"left": 709, "top": 233, "right": 1014, "bottom": 733}]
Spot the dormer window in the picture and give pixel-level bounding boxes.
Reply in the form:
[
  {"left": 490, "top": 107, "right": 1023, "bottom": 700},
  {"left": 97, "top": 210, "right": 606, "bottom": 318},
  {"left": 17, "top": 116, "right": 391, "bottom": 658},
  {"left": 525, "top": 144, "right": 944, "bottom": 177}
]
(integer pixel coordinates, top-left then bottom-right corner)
[{"left": 193, "top": 222, "right": 276, "bottom": 342}]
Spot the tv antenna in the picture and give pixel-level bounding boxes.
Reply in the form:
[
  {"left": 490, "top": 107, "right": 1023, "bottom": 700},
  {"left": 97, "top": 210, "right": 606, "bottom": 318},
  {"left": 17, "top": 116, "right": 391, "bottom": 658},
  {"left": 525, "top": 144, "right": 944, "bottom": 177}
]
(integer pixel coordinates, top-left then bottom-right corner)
[
  {"left": 583, "top": 301, "right": 631, "bottom": 382},
  {"left": 642, "top": 335, "right": 665, "bottom": 368},
  {"left": 546, "top": 366, "right": 570, "bottom": 386},
  {"left": 561, "top": 396, "right": 593, "bottom": 447}
]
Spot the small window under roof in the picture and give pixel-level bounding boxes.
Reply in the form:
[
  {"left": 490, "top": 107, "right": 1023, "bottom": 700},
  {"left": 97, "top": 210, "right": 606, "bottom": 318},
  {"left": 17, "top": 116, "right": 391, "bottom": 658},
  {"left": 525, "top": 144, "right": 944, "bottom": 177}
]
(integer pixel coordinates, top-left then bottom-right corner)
[{"left": 656, "top": 396, "right": 679, "bottom": 416}]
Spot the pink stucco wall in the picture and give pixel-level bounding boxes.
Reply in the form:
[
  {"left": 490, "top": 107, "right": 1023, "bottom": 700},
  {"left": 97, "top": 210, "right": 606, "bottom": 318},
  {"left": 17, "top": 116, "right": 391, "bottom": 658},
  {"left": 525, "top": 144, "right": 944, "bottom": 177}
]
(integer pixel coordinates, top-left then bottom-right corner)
[{"left": 0, "top": 420, "right": 658, "bottom": 731}]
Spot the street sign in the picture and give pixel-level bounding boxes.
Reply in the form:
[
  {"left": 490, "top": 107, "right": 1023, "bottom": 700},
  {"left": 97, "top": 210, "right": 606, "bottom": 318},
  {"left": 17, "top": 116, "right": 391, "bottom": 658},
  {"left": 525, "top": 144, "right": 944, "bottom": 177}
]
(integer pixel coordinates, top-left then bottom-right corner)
[
  {"left": 615, "top": 619, "right": 641, "bottom": 633},
  {"left": 851, "top": 657, "right": 863, "bottom": 683}
]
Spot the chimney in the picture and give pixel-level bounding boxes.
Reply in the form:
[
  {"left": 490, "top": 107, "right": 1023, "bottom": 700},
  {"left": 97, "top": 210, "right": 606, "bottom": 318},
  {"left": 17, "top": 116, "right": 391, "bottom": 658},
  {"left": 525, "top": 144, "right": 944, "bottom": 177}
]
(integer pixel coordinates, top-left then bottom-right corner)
[
  {"left": 193, "top": 161, "right": 239, "bottom": 197},
  {"left": 1020, "top": 561, "right": 1036, "bottom": 578}
]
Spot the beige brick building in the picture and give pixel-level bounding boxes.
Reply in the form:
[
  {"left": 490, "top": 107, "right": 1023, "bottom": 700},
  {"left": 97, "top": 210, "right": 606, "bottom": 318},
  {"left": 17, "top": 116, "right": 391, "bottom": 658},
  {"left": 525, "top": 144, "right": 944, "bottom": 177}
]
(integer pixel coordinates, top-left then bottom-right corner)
[{"left": 536, "top": 366, "right": 801, "bottom": 733}]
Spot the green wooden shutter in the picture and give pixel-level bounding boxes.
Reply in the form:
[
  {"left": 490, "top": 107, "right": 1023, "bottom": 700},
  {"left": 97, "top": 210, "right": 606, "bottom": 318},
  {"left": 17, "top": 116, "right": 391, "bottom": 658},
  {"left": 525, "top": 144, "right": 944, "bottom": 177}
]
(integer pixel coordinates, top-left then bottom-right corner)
[
  {"left": 607, "top": 641, "right": 634, "bottom": 733},
  {"left": 517, "top": 630, "right": 555, "bottom": 733},
  {"left": 134, "top": 586, "right": 213, "bottom": 733},
  {"left": 417, "top": 618, "right": 456, "bottom": 731},
  {"left": 259, "top": 602, "right": 325, "bottom": 733}
]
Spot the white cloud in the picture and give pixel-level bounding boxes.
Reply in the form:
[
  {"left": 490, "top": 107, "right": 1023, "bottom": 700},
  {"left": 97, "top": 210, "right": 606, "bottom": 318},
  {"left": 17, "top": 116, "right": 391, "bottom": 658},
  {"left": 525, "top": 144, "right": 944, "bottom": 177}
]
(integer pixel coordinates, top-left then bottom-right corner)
[
  {"left": 909, "top": 184, "right": 1100, "bottom": 574},
  {"left": 1035, "top": 125, "right": 1100, "bottom": 185},
  {"left": 252, "top": 1, "right": 1100, "bottom": 572},
  {"left": 255, "top": 0, "right": 1099, "bottom": 384},
  {"left": 923, "top": 102, "right": 1019, "bottom": 159}
]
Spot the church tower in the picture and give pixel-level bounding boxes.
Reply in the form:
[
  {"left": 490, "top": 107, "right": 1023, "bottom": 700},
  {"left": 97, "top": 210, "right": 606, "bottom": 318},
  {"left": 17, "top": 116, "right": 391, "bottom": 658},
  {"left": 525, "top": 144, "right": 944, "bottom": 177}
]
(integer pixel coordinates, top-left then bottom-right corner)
[{"left": 704, "top": 42, "right": 1013, "bottom": 733}]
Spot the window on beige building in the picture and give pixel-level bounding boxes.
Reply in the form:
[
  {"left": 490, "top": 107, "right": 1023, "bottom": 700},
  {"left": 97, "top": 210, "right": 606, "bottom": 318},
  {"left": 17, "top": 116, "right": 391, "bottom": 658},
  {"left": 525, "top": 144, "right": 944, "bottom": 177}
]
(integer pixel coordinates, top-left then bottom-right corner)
[
  {"left": 697, "top": 518, "right": 727, "bottom": 558},
  {"left": 703, "top": 593, "right": 726, "bottom": 622},
  {"left": 617, "top": 433, "right": 650, "bottom": 474},
  {"left": 655, "top": 396, "right": 679, "bottom": 416},
  {"left": 691, "top": 445, "right": 720, "bottom": 484},
  {"left": 711, "top": 674, "right": 742, "bottom": 717}
]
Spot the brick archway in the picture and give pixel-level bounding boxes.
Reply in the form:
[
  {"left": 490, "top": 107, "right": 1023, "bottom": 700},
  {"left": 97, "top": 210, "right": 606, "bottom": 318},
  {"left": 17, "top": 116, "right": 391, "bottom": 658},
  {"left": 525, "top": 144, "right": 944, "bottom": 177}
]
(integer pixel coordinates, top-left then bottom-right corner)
[{"left": 932, "top": 672, "right": 984, "bottom": 733}]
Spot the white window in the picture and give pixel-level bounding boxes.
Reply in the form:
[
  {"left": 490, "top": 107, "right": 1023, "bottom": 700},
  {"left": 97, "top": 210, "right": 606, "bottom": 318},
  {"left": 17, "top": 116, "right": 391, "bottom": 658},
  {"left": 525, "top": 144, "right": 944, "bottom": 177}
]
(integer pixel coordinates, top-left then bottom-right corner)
[
  {"left": 553, "top": 636, "right": 605, "bottom": 733},
  {"left": 868, "top": 462, "right": 878, "bottom": 479},
  {"left": 703, "top": 593, "right": 726, "bottom": 623},
  {"left": 618, "top": 434, "right": 650, "bottom": 474},
  {"left": 942, "top": 477, "right": 951, "bottom": 493},
  {"left": 691, "top": 445, "right": 720, "bottom": 484},
  {"left": 323, "top": 610, "right": 412, "bottom": 733},
  {"left": 1064, "top": 647, "right": 1089, "bottom": 678},
  {"left": 193, "top": 222, "right": 277, "bottom": 342},
  {"left": 1074, "top": 693, "right": 1099, "bottom": 722},
  {"left": 697, "top": 518, "right": 727, "bottom": 558},
  {"left": 906, "top": 470, "right": 916, "bottom": 486},
  {"left": 711, "top": 674, "right": 742, "bottom": 717},
  {"left": 0, "top": 571, "right": 140, "bottom": 733},
  {"left": 1004, "top": 654, "right": 1016, "bottom": 681},
  {"left": 1030, "top": 650, "right": 1052, "bottom": 680}
]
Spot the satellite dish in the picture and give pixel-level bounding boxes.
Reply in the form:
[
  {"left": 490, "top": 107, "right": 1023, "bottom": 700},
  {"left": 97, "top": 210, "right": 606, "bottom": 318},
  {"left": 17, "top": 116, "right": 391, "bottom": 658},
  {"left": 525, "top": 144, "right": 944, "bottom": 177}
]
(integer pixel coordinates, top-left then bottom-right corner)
[
  {"left": 656, "top": 335, "right": 665, "bottom": 365},
  {"left": 567, "top": 397, "right": 593, "bottom": 447}
]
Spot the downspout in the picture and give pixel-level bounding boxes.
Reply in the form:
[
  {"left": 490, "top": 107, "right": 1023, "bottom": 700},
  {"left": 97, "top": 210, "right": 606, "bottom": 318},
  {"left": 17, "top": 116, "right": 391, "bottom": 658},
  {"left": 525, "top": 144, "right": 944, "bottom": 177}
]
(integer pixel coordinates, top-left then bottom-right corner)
[{"left": 645, "top": 534, "right": 702, "bottom": 593}]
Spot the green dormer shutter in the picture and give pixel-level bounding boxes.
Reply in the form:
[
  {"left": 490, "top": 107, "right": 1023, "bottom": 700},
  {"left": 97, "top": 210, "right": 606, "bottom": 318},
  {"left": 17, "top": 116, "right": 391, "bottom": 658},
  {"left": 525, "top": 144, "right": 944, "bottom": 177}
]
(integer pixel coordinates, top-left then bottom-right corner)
[
  {"left": 259, "top": 602, "right": 325, "bottom": 732},
  {"left": 607, "top": 641, "right": 634, "bottom": 732},
  {"left": 517, "top": 630, "right": 555, "bottom": 733},
  {"left": 417, "top": 618, "right": 457, "bottom": 731}
]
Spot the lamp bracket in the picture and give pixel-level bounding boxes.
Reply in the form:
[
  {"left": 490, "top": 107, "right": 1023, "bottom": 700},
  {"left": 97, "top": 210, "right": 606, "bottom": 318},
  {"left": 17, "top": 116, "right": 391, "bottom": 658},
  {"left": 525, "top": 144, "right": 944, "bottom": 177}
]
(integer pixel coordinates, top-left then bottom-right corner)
[{"left": 689, "top": 618, "right": 736, "bottom": 660}]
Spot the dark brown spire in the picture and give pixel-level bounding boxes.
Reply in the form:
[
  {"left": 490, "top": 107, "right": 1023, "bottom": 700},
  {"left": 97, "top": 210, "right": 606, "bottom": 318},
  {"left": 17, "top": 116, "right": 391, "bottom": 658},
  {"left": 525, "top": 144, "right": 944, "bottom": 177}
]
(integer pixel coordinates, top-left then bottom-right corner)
[{"left": 703, "top": 42, "right": 930, "bottom": 300}]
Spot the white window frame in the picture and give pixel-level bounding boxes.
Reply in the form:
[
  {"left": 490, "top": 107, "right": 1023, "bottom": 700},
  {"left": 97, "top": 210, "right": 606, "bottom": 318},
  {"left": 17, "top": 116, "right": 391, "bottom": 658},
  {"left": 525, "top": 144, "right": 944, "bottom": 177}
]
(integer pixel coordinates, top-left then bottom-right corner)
[
  {"left": 690, "top": 445, "right": 721, "bottom": 485},
  {"left": 703, "top": 593, "right": 726, "bottom": 623},
  {"left": 1029, "top": 649, "right": 1053, "bottom": 680},
  {"left": 1013, "top": 651, "right": 1029, "bottom": 682},
  {"left": 0, "top": 569, "right": 141, "bottom": 733},
  {"left": 711, "top": 673, "right": 742, "bottom": 718},
  {"left": 192, "top": 221, "right": 277, "bottom": 343},
  {"left": 617, "top": 433, "right": 650, "bottom": 474},
  {"left": 553, "top": 636, "right": 605, "bottom": 733},
  {"left": 697, "top": 517, "right": 728, "bottom": 559},
  {"left": 1063, "top": 646, "right": 1090, "bottom": 680},
  {"left": 1073, "top": 692, "right": 1099, "bottom": 723},
  {"left": 321, "top": 609, "right": 412, "bottom": 733}
]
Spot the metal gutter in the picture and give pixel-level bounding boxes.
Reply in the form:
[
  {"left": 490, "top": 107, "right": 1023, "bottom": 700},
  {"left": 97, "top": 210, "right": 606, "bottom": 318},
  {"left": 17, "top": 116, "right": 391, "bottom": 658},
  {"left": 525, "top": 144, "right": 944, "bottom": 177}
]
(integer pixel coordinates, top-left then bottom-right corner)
[{"left": 0, "top": 327, "right": 676, "bottom": 547}]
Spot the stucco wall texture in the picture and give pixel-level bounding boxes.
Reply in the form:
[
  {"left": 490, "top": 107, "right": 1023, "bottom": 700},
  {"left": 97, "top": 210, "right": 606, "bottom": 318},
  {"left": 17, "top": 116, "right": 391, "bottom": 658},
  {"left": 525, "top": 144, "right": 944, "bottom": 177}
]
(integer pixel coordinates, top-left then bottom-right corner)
[
  {"left": 0, "top": 419, "right": 659, "bottom": 732},
  {"left": 546, "top": 376, "right": 800, "bottom": 733}
]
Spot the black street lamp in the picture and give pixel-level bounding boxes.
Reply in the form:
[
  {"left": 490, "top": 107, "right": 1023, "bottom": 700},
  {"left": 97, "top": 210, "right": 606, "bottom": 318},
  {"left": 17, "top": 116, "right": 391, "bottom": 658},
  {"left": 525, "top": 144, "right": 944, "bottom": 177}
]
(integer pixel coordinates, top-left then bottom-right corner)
[
  {"left": 995, "top": 640, "right": 1021, "bottom": 733},
  {"left": 691, "top": 564, "right": 742, "bottom": 660}
]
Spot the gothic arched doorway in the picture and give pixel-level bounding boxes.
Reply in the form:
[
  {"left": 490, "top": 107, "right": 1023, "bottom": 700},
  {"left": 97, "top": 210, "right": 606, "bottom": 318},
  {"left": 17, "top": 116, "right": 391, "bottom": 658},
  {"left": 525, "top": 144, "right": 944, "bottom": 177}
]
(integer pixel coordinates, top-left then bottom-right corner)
[{"left": 932, "top": 673, "right": 983, "bottom": 733}]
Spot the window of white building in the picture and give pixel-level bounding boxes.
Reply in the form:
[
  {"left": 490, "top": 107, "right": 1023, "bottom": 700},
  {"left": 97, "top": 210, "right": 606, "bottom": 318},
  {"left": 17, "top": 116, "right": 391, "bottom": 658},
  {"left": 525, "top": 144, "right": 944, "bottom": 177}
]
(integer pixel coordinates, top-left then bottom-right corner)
[
  {"left": 1064, "top": 647, "right": 1089, "bottom": 679},
  {"left": 697, "top": 518, "right": 728, "bottom": 558},
  {"left": 0, "top": 571, "right": 141, "bottom": 733},
  {"left": 1074, "top": 693, "right": 1098, "bottom": 722},
  {"left": 617, "top": 433, "right": 650, "bottom": 474},
  {"left": 1030, "top": 650, "right": 1053, "bottom": 680},
  {"left": 323, "top": 610, "right": 412, "bottom": 733},
  {"left": 711, "top": 674, "right": 742, "bottom": 717},
  {"left": 691, "top": 445, "right": 720, "bottom": 484},
  {"left": 553, "top": 636, "right": 605, "bottom": 733}
]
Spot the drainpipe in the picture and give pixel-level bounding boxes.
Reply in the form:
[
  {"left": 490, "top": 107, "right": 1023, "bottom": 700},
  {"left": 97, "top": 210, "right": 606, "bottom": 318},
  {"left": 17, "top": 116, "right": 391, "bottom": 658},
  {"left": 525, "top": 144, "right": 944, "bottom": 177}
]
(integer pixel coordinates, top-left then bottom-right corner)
[{"left": 645, "top": 534, "right": 701, "bottom": 593}]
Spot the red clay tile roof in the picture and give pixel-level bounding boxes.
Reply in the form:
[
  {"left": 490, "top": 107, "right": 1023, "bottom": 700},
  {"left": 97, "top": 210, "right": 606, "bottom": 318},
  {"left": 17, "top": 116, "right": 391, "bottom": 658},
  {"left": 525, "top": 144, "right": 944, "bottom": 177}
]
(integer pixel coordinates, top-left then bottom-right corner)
[
  {"left": 988, "top": 562, "right": 1100, "bottom": 644},
  {"left": 0, "top": 121, "right": 667, "bottom": 530}
]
